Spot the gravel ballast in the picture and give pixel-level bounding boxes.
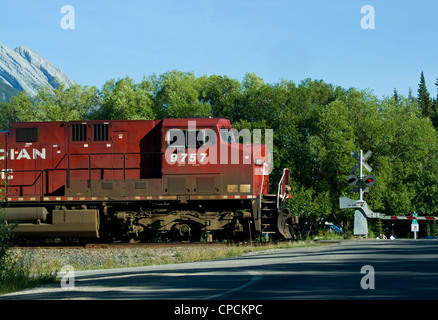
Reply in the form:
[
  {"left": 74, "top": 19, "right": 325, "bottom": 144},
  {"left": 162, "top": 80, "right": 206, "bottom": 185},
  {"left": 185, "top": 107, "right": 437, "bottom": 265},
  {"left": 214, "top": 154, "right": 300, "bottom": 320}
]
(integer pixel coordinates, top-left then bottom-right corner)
[
  {"left": 8, "top": 241, "right": 314, "bottom": 273},
  {"left": 8, "top": 245, "right": 244, "bottom": 272}
]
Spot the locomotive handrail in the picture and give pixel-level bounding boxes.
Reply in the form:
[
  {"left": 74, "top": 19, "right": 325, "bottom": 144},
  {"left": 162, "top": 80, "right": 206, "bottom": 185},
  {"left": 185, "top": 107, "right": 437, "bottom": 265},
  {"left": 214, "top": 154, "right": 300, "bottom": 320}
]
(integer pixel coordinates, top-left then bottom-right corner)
[
  {"left": 276, "top": 168, "right": 290, "bottom": 210},
  {"left": 5, "top": 151, "right": 164, "bottom": 199}
]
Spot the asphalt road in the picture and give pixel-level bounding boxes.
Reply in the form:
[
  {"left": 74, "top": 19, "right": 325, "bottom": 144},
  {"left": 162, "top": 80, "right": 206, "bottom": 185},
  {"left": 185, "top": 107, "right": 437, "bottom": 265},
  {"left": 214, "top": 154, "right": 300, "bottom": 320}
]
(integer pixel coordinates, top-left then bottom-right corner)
[{"left": 2, "top": 239, "right": 438, "bottom": 301}]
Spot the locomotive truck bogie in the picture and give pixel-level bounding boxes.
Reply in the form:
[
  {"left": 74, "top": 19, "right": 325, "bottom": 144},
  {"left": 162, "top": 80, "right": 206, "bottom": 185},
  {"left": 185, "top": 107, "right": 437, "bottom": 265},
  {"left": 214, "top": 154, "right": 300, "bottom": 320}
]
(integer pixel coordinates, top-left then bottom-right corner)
[
  {"left": 109, "top": 198, "right": 257, "bottom": 241},
  {"left": 1, "top": 118, "right": 296, "bottom": 242}
]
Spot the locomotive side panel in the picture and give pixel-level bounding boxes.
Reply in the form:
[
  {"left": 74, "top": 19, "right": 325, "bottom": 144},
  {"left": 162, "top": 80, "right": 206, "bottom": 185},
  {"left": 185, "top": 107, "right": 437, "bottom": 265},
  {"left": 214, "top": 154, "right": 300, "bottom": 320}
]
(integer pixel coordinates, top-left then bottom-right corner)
[
  {"left": 65, "top": 120, "right": 163, "bottom": 198},
  {"left": 5, "top": 122, "right": 67, "bottom": 198},
  {"left": 2, "top": 118, "right": 294, "bottom": 241}
]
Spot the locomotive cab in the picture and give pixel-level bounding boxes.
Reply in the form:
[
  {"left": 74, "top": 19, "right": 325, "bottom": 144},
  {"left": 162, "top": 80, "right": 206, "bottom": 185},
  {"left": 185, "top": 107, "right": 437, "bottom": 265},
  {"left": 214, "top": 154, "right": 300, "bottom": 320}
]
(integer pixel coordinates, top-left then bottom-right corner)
[{"left": 161, "top": 118, "right": 270, "bottom": 198}]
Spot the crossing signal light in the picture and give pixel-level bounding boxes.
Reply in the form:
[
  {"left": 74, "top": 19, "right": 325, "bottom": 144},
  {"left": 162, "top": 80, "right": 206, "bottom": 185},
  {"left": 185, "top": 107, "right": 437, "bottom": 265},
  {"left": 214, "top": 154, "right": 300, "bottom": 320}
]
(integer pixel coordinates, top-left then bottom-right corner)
[
  {"left": 363, "top": 174, "right": 376, "bottom": 186},
  {"left": 347, "top": 175, "right": 359, "bottom": 186}
]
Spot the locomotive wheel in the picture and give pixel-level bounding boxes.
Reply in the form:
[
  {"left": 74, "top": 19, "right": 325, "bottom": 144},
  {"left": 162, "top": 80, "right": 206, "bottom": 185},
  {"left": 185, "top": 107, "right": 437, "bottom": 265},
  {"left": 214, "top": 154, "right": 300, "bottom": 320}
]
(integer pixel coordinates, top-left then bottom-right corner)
[{"left": 171, "top": 222, "right": 202, "bottom": 242}]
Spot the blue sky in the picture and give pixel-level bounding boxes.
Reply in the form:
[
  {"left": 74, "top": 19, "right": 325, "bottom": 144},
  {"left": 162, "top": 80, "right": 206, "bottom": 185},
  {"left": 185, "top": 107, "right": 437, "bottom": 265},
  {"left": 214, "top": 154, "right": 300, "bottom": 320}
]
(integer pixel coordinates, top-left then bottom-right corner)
[{"left": 1, "top": 0, "right": 437, "bottom": 98}]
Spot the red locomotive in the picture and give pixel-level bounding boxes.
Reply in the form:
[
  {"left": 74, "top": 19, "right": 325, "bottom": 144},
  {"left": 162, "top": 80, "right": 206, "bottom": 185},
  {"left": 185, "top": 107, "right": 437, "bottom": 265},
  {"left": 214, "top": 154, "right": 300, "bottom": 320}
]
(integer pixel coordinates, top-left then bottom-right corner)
[{"left": 0, "top": 118, "right": 297, "bottom": 242}]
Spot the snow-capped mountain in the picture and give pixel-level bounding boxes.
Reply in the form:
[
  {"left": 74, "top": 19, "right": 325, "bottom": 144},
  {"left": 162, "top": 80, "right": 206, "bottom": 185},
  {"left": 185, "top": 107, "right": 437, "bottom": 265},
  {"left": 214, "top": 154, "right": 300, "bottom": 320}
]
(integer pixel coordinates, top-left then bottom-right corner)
[{"left": 0, "top": 42, "right": 76, "bottom": 97}]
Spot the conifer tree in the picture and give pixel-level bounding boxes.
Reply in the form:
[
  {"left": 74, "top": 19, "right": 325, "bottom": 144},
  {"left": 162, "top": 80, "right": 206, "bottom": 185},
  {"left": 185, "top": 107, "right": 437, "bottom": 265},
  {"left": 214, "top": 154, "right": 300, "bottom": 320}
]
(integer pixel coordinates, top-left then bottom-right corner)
[
  {"left": 432, "top": 220, "right": 438, "bottom": 237},
  {"left": 375, "top": 219, "right": 383, "bottom": 237},
  {"left": 430, "top": 76, "right": 438, "bottom": 128},
  {"left": 393, "top": 88, "right": 399, "bottom": 103},
  {"left": 435, "top": 76, "right": 438, "bottom": 96},
  {"left": 408, "top": 88, "right": 415, "bottom": 103},
  {"left": 417, "top": 71, "right": 433, "bottom": 119}
]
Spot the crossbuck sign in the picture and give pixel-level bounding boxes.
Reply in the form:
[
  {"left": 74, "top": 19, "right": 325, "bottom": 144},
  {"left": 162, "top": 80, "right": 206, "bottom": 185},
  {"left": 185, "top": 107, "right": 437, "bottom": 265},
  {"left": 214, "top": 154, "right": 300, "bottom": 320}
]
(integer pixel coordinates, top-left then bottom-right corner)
[{"left": 351, "top": 150, "right": 372, "bottom": 174}]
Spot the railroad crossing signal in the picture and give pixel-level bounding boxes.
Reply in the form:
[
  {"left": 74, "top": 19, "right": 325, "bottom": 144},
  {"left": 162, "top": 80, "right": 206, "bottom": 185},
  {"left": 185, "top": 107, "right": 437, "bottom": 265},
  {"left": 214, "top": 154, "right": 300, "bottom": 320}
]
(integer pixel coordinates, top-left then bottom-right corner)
[
  {"left": 351, "top": 150, "right": 373, "bottom": 173},
  {"left": 347, "top": 174, "right": 376, "bottom": 188},
  {"left": 340, "top": 150, "right": 378, "bottom": 237},
  {"left": 348, "top": 150, "right": 375, "bottom": 202},
  {"left": 347, "top": 174, "right": 359, "bottom": 186},
  {"left": 363, "top": 174, "right": 376, "bottom": 186}
]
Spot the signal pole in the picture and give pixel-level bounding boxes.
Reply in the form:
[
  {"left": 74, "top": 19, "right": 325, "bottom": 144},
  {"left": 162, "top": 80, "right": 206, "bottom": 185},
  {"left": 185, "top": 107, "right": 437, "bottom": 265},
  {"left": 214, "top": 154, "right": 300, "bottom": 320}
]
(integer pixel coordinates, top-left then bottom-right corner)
[{"left": 359, "top": 149, "right": 364, "bottom": 202}]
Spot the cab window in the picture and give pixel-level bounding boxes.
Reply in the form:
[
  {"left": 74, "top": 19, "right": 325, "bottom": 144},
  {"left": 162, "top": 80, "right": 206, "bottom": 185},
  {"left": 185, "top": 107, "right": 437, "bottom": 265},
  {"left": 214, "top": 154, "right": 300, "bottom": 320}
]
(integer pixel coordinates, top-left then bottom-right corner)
[{"left": 167, "top": 129, "right": 216, "bottom": 148}]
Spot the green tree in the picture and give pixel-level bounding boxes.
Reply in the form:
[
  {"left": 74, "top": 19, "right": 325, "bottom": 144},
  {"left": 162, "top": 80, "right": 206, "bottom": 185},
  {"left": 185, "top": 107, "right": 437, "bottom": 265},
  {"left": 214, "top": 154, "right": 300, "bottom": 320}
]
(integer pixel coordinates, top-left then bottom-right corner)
[
  {"left": 0, "top": 213, "right": 14, "bottom": 275},
  {"left": 92, "top": 77, "right": 154, "bottom": 120},
  {"left": 374, "top": 219, "right": 383, "bottom": 237},
  {"left": 309, "top": 99, "right": 356, "bottom": 198},
  {"left": 288, "top": 182, "right": 332, "bottom": 238},
  {"left": 373, "top": 96, "right": 438, "bottom": 215},
  {"left": 198, "top": 74, "right": 243, "bottom": 120},
  {"left": 418, "top": 71, "right": 433, "bottom": 119},
  {"left": 271, "top": 79, "right": 353, "bottom": 233},
  {"left": 431, "top": 76, "right": 438, "bottom": 128},
  {"left": 0, "top": 184, "right": 15, "bottom": 276},
  {"left": 36, "top": 83, "right": 100, "bottom": 121},
  {"left": 432, "top": 220, "right": 438, "bottom": 237},
  {"left": 0, "top": 91, "right": 37, "bottom": 130},
  {"left": 393, "top": 88, "right": 399, "bottom": 103},
  {"left": 152, "top": 70, "right": 211, "bottom": 118},
  {"left": 426, "top": 222, "right": 431, "bottom": 237}
]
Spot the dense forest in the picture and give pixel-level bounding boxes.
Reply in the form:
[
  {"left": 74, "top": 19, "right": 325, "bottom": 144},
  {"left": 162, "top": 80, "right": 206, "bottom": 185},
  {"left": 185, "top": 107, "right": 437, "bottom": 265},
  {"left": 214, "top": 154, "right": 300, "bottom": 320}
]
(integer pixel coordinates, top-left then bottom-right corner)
[{"left": 1, "top": 70, "right": 438, "bottom": 233}]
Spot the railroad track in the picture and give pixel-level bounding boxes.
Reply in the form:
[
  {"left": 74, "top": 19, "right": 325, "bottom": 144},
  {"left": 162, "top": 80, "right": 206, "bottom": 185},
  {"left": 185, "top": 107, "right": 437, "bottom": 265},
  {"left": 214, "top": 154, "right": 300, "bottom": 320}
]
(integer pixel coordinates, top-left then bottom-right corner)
[
  {"left": 11, "top": 241, "right": 233, "bottom": 250},
  {"left": 11, "top": 240, "right": 301, "bottom": 250},
  {"left": 85, "top": 242, "right": 231, "bottom": 249}
]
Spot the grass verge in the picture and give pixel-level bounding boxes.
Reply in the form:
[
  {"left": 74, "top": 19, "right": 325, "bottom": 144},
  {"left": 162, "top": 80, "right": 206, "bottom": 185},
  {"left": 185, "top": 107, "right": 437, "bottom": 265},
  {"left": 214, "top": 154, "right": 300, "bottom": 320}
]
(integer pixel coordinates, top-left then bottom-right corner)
[
  {"left": 172, "top": 241, "right": 320, "bottom": 264},
  {"left": 0, "top": 261, "right": 56, "bottom": 295}
]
